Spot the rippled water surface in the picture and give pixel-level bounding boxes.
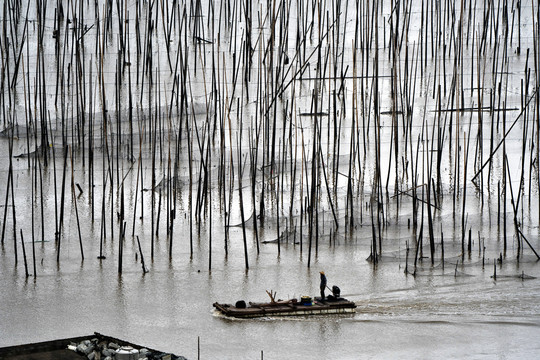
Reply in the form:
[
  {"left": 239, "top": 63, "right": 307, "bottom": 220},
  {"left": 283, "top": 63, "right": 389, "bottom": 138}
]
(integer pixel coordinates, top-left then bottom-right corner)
[{"left": 1, "top": 0, "right": 540, "bottom": 358}]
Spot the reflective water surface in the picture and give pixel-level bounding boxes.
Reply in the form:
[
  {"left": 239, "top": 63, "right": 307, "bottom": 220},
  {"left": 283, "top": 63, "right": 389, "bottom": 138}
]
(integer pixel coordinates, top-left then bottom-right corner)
[
  {"left": 1, "top": 0, "right": 540, "bottom": 358},
  {"left": 2, "top": 217, "right": 539, "bottom": 359}
]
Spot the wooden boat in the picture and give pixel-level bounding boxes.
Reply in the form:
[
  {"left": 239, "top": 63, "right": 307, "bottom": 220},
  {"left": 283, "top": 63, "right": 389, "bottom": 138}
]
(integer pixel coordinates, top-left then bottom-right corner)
[
  {"left": 0, "top": 332, "right": 186, "bottom": 360},
  {"left": 213, "top": 295, "right": 357, "bottom": 318}
]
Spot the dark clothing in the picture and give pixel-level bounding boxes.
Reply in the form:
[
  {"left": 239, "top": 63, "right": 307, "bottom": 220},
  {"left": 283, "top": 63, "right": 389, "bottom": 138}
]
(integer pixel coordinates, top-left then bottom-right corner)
[{"left": 320, "top": 274, "right": 327, "bottom": 300}]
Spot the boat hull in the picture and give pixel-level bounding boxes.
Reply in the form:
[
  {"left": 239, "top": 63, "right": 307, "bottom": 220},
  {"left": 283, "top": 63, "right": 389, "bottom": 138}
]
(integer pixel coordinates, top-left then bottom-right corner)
[{"left": 213, "top": 298, "right": 357, "bottom": 318}]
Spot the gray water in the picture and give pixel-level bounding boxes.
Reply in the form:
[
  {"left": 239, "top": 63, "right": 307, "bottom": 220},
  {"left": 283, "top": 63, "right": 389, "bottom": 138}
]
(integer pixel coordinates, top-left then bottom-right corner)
[
  {"left": 2, "top": 233, "right": 540, "bottom": 359},
  {"left": 1, "top": 0, "right": 540, "bottom": 358}
]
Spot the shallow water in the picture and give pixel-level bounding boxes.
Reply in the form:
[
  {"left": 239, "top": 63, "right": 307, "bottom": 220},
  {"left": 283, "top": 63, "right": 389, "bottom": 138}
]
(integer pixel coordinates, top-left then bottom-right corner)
[
  {"left": 1, "top": 235, "right": 540, "bottom": 359},
  {"left": 1, "top": 0, "right": 540, "bottom": 358}
]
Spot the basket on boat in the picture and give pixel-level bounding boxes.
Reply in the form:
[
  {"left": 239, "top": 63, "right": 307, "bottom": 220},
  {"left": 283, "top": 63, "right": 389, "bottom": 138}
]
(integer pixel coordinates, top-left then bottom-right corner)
[{"left": 300, "top": 296, "right": 312, "bottom": 306}]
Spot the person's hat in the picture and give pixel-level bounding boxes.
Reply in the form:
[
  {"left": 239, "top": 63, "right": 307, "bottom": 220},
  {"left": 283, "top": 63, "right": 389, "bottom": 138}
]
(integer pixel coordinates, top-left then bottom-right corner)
[{"left": 320, "top": 271, "right": 325, "bottom": 275}]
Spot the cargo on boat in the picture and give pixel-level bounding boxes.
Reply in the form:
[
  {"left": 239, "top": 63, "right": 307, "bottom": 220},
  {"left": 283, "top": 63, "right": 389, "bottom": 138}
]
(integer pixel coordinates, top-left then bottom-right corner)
[
  {"left": 213, "top": 296, "right": 357, "bottom": 318},
  {"left": 0, "top": 332, "right": 186, "bottom": 360}
]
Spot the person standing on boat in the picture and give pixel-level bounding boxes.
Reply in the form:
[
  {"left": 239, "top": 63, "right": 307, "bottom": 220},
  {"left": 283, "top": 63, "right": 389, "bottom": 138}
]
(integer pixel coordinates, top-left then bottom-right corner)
[{"left": 320, "top": 271, "right": 327, "bottom": 300}]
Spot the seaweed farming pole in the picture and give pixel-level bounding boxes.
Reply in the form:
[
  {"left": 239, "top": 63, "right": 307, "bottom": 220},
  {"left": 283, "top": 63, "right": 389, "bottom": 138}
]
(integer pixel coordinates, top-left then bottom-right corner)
[
  {"left": 516, "top": 228, "right": 540, "bottom": 260},
  {"left": 132, "top": 121, "right": 144, "bottom": 237},
  {"left": 223, "top": 53, "right": 236, "bottom": 255},
  {"left": 1, "top": 127, "right": 13, "bottom": 247},
  {"left": 88, "top": 56, "right": 95, "bottom": 220},
  {"left": 257, "top": 36, "right": 266, "bottom": 223},
  {"left": 168, "top": 147, "right": 175, "bottom": 257},
  {"left": 346, "top": 36, "right": 358, "bottom": 226},
  {"left": 248, "top": 126, "right": 260, "bottom": 254},
  {"left": 20, "top": 230, "right": 29, "bottom": 278},
  {"left": 534, "top": 0, "right": 540, "bottom": 225},
  {"left": 370, "top": 202, "right": 378, "bottom": 266},
  {"left": 186, "top": 106, "right": 194, "bottom": 259},
  {"left": 504, "top": 153, "right": 523, "bottom": 257},
  {"left": 299, "top": 118, "right": 308, "bottom": 257},
  {"left": 277, "top": 138, "right": 281, "bottom": 256},
  {"left": 388, "top": 0, "right": 400, "bottom": 198},
  {"left": 136, "top": 236, "right": 149, "bottom": 274},
  {"left": 9, "top": 2, "right": 29, "bottom": 91},
  {"left": 307, "top": 91, "right": 320, "bottom": 267},
  {"left": 426, "top": 99, "right": 436, "bottom": 265},
  {"left": 413, "top": 183, "right": 425, "bottom": 276},
  {"left": 373, "top": 0, "right": 383, "bottom": 259},
  {"left": 517, "top": 86, "right": 529, "bottom": 218},
  {"left": 98, "top": 162, "right": 108, "bottom": 261},
  {"left": 56, "top": 147, "right": 69, "bottom": 263},
  {"left": 151, "top": 83, "right": 157, "bottom": 260},
  {"left": 475, "top": 29, "right": 485, "bottom": 198},
  {"left": 30, "top": 152, "right": 36, "bottom": 268},
  {"left": 118, "top": 222, "right": 124, "bottom": 275},
  {"left": 70, "top": 146, "right": 84, "bottom": 261},
  {"left": 461, "top": 118, "right": 473, "bottom": 261},
  {"left": 208, "top": 107, "right": 213, "bottom": 272},
  {"left": 237, "top": 131, "right": 249, "bottom": 270},
  {"left": 8, "top": 127, "right": 17, "bottom": 263}
]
